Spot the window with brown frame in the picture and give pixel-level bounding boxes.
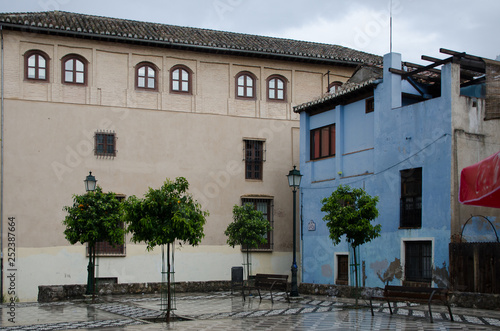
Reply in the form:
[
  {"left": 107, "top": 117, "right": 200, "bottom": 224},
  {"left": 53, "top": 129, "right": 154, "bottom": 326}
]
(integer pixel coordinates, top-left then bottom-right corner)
[
  {"left": 236, "top": 72, "right": 256, "bottom": 99},
  {"left": 365, "top": 97, "right": 374, "bottom": 113},
  {"left": 62, "top": 54, "right": 87, "bottom": 85},
  {"left": 310, "top": 124, "right": 336, "bottom": 160},
  {"left": 95, "top": 132, "right": 116, "bottom": 157},
  {"left": 25, "top": 50, "right": 49, "bottom": 81},
  {"left": 244, "top": 140, "right": 264, "bottom": 180},
  {"left": 328, "top": 81, "right": 343, "bottom": 94},
  {"left": 136, "top": 62, "right": 158, "bottom": 90},
  {"left": 241, "top": 198, "right": 273, "bottom": 250},
  {"left": 267, "top": 75, "right": 286, "bottom": 101},
  {"left": 170, "top": 65, "right": 191, "bottom": 94},
  {"left": 400, "top": 168, "right": 422, "bottom": 228}
]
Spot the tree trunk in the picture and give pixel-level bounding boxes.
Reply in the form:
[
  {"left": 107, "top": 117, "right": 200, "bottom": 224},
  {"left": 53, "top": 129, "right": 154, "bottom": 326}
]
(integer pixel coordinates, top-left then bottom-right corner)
[{"left": 353, "top": 244, "right": 359, "bottom": 307}]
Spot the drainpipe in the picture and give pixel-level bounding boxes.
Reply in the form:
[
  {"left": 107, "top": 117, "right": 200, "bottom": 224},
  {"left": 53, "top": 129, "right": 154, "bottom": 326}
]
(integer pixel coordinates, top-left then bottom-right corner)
[{"left": 1, "top": 24, "right": 4, "bottom": 300}]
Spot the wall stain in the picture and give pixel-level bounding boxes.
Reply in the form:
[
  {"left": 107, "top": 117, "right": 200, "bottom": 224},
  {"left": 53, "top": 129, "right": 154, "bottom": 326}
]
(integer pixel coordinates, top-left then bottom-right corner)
[
  {"left": 321, "top": 264, "right": 332, "bottom": 278},
  {"left": 370, "top": 258, "right": 402, "bottom": 285},
  {"left": 432, "top": 262, "right": 450, "bottom": 288}
]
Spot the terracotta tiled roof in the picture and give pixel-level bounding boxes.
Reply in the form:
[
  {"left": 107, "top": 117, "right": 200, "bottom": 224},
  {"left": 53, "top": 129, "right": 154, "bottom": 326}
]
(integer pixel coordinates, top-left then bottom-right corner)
[
  {"left": 0, "top": 11, "right": 382, "bottom": 65},
  {"left": 293, "top": 78, "right": 380, "bottom": 113}
]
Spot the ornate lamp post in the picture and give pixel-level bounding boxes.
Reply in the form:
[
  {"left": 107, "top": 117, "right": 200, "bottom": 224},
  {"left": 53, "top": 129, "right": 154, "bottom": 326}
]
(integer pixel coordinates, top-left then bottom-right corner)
[
  {"left": 84, "top": 171, "right": 97, "bottom": 295},
  {"left": 287, "top": 166, "right": 302, "bottom": 297}
]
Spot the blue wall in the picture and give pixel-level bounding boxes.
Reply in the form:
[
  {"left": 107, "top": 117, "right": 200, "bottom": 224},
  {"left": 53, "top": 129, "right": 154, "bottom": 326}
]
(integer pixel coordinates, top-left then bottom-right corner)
[{"left": 300, "top": 53, "right": 454, "bottom": 288}]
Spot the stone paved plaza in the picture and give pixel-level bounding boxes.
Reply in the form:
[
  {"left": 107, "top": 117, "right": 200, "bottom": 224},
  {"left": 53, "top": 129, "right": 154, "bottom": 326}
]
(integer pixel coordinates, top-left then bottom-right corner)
[{"left": 1, "top": 292, "right": 500, "bottom": 330}]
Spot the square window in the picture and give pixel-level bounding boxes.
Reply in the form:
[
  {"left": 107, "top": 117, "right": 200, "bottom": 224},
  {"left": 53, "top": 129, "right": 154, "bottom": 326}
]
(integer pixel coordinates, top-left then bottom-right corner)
[
  {"left": 95, "top": 132, "right": 116, "bottom": 157},
  {"left": 310, "top": 124, "right": 335, "bottom": 160}
]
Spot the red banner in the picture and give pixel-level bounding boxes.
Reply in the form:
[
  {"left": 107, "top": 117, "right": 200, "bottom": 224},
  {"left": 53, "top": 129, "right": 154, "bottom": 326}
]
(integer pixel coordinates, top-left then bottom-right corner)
[{"left": 459, "top": 151, "right": 500, "bottom": 208}]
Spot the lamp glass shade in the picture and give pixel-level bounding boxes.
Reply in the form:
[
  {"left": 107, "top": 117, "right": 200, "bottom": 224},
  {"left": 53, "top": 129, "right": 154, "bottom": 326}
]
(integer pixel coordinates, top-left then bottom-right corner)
[
  {"left": 84, "top": 171, "right": 97, "bottom": 192},
  {"left": 287, "top": 166, "right": 302, "bottom": 188}
]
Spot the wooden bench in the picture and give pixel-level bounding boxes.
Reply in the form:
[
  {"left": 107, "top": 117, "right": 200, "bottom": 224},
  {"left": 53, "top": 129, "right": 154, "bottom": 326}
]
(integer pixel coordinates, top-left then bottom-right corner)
[
  {"left": 245, "top": 273, "right": 289, "bottom": 303},
  {"left": 369, "top": 285, "right": 453, "bottom": 323}
]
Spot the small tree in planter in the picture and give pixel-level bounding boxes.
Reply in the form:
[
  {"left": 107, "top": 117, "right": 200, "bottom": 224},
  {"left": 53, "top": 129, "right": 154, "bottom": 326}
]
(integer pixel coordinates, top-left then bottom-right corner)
[
  {"left": 122, "top": 177, "right": 208, "bottom": 322},
  {"left": 321, "top": 185, "right": 380, "bottom": 305},
  {"left": 225, "top": 203, "right": 272, "bottom": 280},
  {"left": 62, "top": 186, "right": 125, "bottom": 297}
]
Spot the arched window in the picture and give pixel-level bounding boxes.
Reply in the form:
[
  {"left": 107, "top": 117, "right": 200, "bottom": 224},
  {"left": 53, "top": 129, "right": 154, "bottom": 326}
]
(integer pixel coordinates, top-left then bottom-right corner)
[
  {"left": 136, "top": 62, "right": 158, "bottom": 91},
  {"left": 328, "top": 81, "right": 343, "bottom": 94},
  {"left": 170, "top": 65, "right": 192, "bottom": 94},
  {"left": 62, "top": 54, "right": 87, "bottom": 85},
  {"left": 236, "top": 72, "right": 256, "bottom": 99},
  {"left": 24, "top": 50, "right": 49, "bottom": 81},
  {"left": 267, "top": 75, "right": 287, "bottom": 101}
]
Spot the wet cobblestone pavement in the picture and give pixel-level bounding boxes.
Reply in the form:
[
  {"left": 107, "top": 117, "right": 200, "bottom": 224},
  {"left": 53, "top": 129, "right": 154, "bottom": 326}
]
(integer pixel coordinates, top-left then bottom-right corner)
[{"left": 1, "top": 292, "right": 500, "bottom": 330}]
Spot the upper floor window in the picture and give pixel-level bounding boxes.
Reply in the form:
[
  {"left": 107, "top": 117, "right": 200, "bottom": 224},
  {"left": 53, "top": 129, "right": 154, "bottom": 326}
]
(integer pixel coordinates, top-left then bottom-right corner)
[
  {"left": 136, "top": 62, "right": 158, "bottom": 91},
  {"left": 244, "top": 140, "right": 265, "bottom": 180},
  {"left": 62, "top": 54, "right": 87, "bottom": 85},
  {"left": 95, "top": 132, "right": 117, "bottom": 157},
  {"left": 310, "top": 124, "right": 335, "bottom": 161},
  {"left": 170, "top": 65, "right": 192, "bottom": 94},
  {"left": 236, "top": 72, "right": 256, "bottom": 99},
  {"left": 365, "top": 97, "right": 375, "bottom": 113},
  {"left": 329, "top": 81, "right": 343, "bottom": 94},
  {"left": 400, "top": 168, "right": 422, "bottom": 228},
  {"left": 267, "top": 75, "right": 286, "bottom": 101},
  {"left": 25, "top": 50, "right": 49, "bottom": 81}
]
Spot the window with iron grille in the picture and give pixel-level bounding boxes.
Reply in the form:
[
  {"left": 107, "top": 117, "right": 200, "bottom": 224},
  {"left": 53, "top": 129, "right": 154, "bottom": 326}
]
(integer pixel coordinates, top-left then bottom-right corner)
[
  {"left": 241, "top": 198, "right": 273, "bottom": 250},
  {"left": 310, "top": 124, "right": 335, "bottom": 160},
  {"left": 244, "top": 140, "right": 265, "bottom": 180},
  {"left": 95, "top": 132, "right": 117, "bottom": 157},
  {"left": 400, "top": 168, "right": 422, "bottom": 228},
  {"left": 404, "top": 241, "right": 432, "bottom": 283}
]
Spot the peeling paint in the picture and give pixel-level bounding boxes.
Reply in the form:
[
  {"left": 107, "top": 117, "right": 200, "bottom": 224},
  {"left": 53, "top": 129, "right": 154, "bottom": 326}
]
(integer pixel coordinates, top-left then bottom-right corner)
[
  {"left": 370, "top": 258, "right": 402, "bottom": 285},
  {"left": 432, "top": 262, "right": 450, "bottom": 288}
]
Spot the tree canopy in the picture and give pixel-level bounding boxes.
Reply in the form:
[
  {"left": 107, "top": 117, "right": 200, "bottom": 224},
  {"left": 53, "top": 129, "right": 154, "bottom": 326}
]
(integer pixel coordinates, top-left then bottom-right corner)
[
  {"left": 225, "top": 203, "right": 271, "bottom": 249},
  {"left": 122, "top": 177, "right": 208, "bottom": 250},
  {"left": 321, "top": 185, "right": 381, "bottom": 248},
  {"left": 62, "top": 186, "right": 124, "bottom": 247}
]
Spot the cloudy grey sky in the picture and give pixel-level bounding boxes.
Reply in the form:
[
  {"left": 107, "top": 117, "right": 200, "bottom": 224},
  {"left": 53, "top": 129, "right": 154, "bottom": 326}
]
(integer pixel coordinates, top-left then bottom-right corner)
[{"left": 2, "top": 0, "right": 499, "bottom": 64}]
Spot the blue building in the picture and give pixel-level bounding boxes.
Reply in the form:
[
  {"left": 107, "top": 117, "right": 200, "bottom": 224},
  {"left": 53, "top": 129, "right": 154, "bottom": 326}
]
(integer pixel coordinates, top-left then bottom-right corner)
[{"left": 295, "top": 51, "right": 500, "bottom": 290}]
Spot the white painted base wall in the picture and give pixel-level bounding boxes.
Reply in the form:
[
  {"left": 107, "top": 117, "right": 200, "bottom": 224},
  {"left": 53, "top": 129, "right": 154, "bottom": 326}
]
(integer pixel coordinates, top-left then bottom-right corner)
[{"left": 6, "top": 245, "right": 293, "bottom": 302}]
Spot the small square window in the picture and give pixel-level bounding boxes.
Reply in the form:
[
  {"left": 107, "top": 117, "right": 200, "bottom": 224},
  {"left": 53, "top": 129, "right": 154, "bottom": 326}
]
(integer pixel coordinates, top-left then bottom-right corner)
[{"left": 95, "top": 132, "right": 116, "bottom": 157}]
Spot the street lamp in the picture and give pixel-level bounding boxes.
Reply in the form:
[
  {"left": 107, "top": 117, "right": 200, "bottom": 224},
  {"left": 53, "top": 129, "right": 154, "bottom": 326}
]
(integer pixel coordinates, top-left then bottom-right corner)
[
  {"left": 84, "top": 171, "right": 97, "bottom": 296},
  {"left": 84, "top": 171, "right": 97, "bottom": 192},
  {"left": 287, "top": 166, "right": 302, "bottom": 297}
]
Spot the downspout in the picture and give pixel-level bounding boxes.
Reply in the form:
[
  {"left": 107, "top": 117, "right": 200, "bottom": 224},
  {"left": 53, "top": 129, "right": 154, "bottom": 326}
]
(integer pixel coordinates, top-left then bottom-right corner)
[{"left": 1, "top": 24, "right": 4, "bottom": 300}]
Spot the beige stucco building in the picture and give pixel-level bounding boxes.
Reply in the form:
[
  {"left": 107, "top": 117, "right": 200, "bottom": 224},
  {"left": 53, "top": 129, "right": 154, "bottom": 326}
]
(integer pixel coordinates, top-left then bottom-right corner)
[{"left": 0, "top": 11, "right": 380, "bottom": 301}]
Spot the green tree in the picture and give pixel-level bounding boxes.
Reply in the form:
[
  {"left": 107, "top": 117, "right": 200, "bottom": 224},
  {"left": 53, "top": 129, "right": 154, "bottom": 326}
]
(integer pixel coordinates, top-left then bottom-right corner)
[
  {"left": 321, "top": 185, "right": 380, "bottom": 303},
  {"left": 225, "top": 203, "right": 272, "bottom": 280},
  {"left": 122, "top": 177, "right": 208, "bottom": 321},
  {"left": 62, "top": 186, "right": 124, "bottom": 296}
]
